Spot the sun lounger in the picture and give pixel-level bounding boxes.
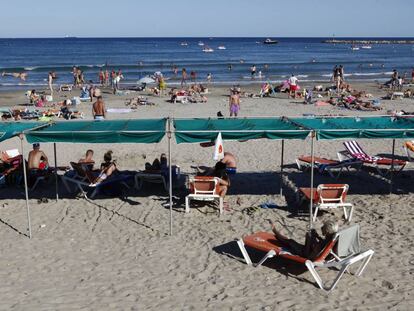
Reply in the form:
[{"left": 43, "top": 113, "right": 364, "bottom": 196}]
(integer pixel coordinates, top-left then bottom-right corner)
[
  {"left": 134, "top": 166, "right": 180, "bottom": 192},
  {"left": 390, "top": 92, "right": 404, "bottom": 100},
  {"left": 236, "top": 224, "right": 374, "bottom": 292},
  {"left": 296, "top": 156, "right": 362, "bottom": 179},
  {"left": 298, "top": 184, "right": 354, "bottom": 222},
  {"left": 340, "top": 140, "right": 406, "bottom": 176},
  {"left": 62, "top": 162, "right": 132, "bottom": 199},
  {"left": 185, "top": 176, "right": 223, "bottom": 215},
  {"left": 404, "top": 140, "right": 414, "bottom": 161}
]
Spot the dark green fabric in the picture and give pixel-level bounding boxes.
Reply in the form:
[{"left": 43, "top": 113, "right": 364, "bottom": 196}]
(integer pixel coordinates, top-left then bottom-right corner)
[
  {"left": 26, "top": 119, "right": 166, "bottom": 143},
  {"left": 289, "top": 116, "right": 414, "bottom": 140},
  {"left": 173, "top": 118, "right": 310, "bottom": 143},
  {"left": 0, "top": 122, "right": 46, "bottom": 142}
]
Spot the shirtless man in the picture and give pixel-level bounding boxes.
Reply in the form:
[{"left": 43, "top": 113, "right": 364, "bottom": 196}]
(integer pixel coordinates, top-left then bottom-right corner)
[
  {"left": 229, "top": 88, "right": 240, "bottom": 117},
  {"left": 2, "top": 72, "right": 27, "bottom": 81},
  {"left": 92, "top": 96, "right": 106, "bottom": 120},
  {"left": 28, "top": 143, "right": 49, "bottom": 170},
  {"left": 79, "top": 149, "right": 95, "bottom": 164},
  {"left": 221, "top": 152, "right": 237, "bottom": 174}
]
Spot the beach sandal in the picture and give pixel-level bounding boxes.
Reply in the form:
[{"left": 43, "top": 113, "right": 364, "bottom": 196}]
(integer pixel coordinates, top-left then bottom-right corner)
[{"left": 242, "top": 206, "right": 260, "bottom": 216}]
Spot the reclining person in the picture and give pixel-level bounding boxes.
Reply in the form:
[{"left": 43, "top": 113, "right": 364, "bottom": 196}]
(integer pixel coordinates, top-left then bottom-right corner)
[
  {"left": 89, "top": 151, "right": 118, "bottom": 187},
  {"left": 268, "top": 220, "right": 338, "bottom": 260}
]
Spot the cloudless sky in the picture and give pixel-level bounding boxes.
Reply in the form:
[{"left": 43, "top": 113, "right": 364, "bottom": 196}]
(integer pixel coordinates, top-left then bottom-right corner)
[{"left": 1, "top": 0, "right": 412, "bottom": 38}]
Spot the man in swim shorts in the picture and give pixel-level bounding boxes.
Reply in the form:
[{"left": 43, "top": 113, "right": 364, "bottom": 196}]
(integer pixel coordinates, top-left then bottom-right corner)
[
  {"left": 221, "top": 152, "right": 237, "bottom": 174},
  {"left": 229, "top": 88, "right": 240, "bottom": 117},
  {"left": 92, "top": 96, "right": 106, "bottom": 120}
]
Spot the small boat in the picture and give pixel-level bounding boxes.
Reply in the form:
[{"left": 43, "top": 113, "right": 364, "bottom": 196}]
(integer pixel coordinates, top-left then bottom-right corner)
[
  {"left": 198, "top": 41, "right": 205, "bottom": 46},
  {"left": 202, "top": 46, "right": 214, "bottom": 53},
  {"left": 180, "top": 42, "right": 188, "bottom": 46},
  {"left": 263, "top": 38, "right": 278, "bottom": 45},
  {"left": 217, "top": 46, "right": 226, "bottom": 50},
  {"left": 361, "top": 45, "right": 372, "bottom": 49},
  {"left": 351, "top": 45, "right": 360, "bottom": 51}
]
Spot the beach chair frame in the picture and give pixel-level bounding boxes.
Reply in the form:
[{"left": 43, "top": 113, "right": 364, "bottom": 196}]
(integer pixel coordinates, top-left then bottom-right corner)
[
  {"left": 236, "top": 226, "right": 374, "bottom": 293},
  {"left": 185, "top": 177, "right": 223, "bottom": 215},
  {"left": 296, "top": 156, "right": 362, "bottom": 179}
]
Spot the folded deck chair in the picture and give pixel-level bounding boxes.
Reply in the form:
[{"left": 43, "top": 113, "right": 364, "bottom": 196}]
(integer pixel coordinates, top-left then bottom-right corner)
[
  {"left": 296, "top": 156, "right": 362, "bottom": 179},
  {"left": 62, "top": 162, "right": 131, "bottom": 199},
  {"left": 185, "top": 176, "right": 223, "bottom": 215},
  {"left": 340, "top": 140, "right": 406, "bottom": 175},
  {"left": 404, "top": 141, "right": 414, "bottom": 161},
  {"left": 298, "top": 184, "right": 353, "bottom": 222},
  {"left": 236, "top": 224, "right": 374, "bottom": 292}
]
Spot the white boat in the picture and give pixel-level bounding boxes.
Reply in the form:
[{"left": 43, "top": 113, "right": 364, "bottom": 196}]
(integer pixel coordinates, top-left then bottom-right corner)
[
  {"left": 361, "top": 45, "right": 372, "bottom": 49},
  {"left": 351, "top": 45, "right": 360, "bottom": 51},
  {"left": 180, "top": 42, "right": 188, "bottom": 46},
  {"left": 202, "top": 46, "right": 214, "bottom": 53},
  {"left": 198, "top": 41, "right": 205, "bottom": 46},
  {"left": 263, "top": 38, "right": 278, "bottom": 45},
  {"left": 217, "top": 46, "right": 226, "bottom": 50}
]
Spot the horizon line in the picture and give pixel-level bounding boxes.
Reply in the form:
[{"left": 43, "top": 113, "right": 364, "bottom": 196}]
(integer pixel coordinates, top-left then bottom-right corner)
[{"left": 1, "top": 36, "right": 414, "bottom": 39}]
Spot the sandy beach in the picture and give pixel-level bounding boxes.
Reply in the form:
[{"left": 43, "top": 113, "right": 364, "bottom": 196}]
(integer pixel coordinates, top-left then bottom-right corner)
[{"left": 0, "top": 82, "right": 413, "bottom": 310}]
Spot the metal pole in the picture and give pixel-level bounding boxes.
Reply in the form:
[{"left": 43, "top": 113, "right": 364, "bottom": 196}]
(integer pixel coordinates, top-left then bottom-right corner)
[
  {"left": 279, "top": 139, "right": 285, "bottom": 197},
  {"left": 390, "top": 139, "right": 395, "bottom": 194},
  {"left": 54, "top": 143, "right": 58, "bottom": 201},
  {"left": 309, "top": 132, "right": 315, "bottom": 230},
  {"left": 20, "top": 136, "right": 32, "bottom": 239},
  {"left": 168, "top": 117, "right": 173, "bottom": 236}
]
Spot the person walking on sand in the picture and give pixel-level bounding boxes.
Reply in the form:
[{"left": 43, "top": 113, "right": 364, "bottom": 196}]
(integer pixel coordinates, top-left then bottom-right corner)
[
  {"left": 92, "top": 96, "right": 106, "bottom": 120},
  {"left": 181, "top": 68, "right": 188, "bottom": 87},
  {"left": 229, "top": 88, "right": 240, "bottom": 117},
  {"left": 48, "top": 72, "right": 55, "bottom": 96},
  {"left": 104, "top": 69, "right": 109, "bottom": 86}
]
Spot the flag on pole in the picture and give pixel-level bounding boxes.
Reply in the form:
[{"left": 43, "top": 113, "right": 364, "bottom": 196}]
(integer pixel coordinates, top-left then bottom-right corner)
[{"left": 213, "top": 132, "right": 224, "bottom": 161}]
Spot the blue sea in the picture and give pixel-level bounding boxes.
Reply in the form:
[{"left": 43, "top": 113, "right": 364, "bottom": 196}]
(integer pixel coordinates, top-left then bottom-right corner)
[{"left": 0, "top": 37, "right": 413, "bottom": 89}]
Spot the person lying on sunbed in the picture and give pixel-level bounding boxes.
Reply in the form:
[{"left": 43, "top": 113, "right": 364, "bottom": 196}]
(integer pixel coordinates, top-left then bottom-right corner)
[
  {"left": 268, "top": 220, "right": 338, "bottom": 260},
  {"left": 89, "top": 150, "right": 118, "bottom": 187}
]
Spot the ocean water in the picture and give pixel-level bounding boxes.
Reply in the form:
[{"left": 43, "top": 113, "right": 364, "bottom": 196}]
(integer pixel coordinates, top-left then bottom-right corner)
[{"left": 0, "top": 37, "right": 413, "bottom": 89}]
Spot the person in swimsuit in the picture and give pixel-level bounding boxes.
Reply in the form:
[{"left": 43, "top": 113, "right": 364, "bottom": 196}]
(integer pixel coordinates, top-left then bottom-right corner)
[
  {"left": 92, "top": 96, "right": 106, "bottom": 120},
  {"left": 250, "top": 65, "right": 256, "bottom": 78},
  {"left": 269, "top": 220, "right": 338, "bottom": 260},
  {"left": 28, "top": 143, "right": 49, "bottom": 170},
  {"left": 79, "top": 149, "right": 95, "bottom": 165},
  {"left": 89, "top": 151, "right": 117, "bottom": 187},
  {"left": 2, "top": 72, "right": 28, "bottom": 81},
  {"left": 229, "top": 88, "right": 240, "bottom": 117},
  {"left": 221, "top": 152, "right": 237, "bottom": 174},
  {"left": 181, "top": 68, "right": 187, "bottom": 87}
]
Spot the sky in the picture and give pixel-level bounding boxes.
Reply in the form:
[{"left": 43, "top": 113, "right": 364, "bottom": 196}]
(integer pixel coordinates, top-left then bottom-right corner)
[{"left": 0, "top": 0, "right": 412, "bottom": 38}]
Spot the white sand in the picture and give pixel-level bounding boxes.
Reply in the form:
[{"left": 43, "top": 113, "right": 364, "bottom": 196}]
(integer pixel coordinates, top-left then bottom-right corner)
[{"left": 0, "top": 84, "right": 413, "bottom": 310}]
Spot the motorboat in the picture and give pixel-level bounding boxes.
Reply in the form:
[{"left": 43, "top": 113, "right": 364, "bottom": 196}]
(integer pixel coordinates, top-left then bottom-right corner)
[
  {"left": 217, "top": 46, "right": 226, "bottom": 50},
  {"left": 202, "top": 46, "right": 214, "bottom": 53},
  {"left": 263, "top": 38, "right": 278, "bottom": 44}
]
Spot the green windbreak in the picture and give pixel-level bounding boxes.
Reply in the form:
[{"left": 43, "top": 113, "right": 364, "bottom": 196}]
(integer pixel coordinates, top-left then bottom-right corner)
[
  {"left": 173, "top": 118, "right": 310, "bottom": 143},
  {"left": 290, "top": 116, "right": 414, "bottom": 140},
  {"left": 0, "top": 122, "right": 47, "bottom": 142},
  {"left": 26, "top": 119, "right": 166, "bottom": 144}
]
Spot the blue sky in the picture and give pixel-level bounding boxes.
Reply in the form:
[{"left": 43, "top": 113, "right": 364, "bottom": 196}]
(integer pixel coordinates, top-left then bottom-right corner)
[{"left": 1, "top": 0, "right": 412, "bottom": 37}]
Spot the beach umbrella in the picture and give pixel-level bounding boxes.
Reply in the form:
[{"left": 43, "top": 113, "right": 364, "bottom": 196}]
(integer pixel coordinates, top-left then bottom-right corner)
[
  {"left": 138, "top": 77, "right": 155, "bottom": 84},
  {"left": 213, "top": 132, "right": 224, "bottom": 161}
]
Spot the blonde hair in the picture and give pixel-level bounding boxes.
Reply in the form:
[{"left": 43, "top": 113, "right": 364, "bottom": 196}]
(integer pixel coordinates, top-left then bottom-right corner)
[{"left": 322, "top": 220, "right": 339, "bottom": 236}]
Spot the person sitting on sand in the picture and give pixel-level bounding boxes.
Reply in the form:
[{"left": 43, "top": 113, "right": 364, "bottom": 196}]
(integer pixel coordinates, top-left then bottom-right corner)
[
  {"left": 89, "top": 150, "right": 117, "bottom": 187},
  {"left": 221, "top": 152, "right": 237, "bottom": 175},
  {"left": 28, "top": 143, "right": 49, "bottom": 170},
  {"left": 2, "top": 71, "right": 28, "bottom": 81},
  {"left": 269, "top": 219, "right": 338, "bottom": 260}
]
